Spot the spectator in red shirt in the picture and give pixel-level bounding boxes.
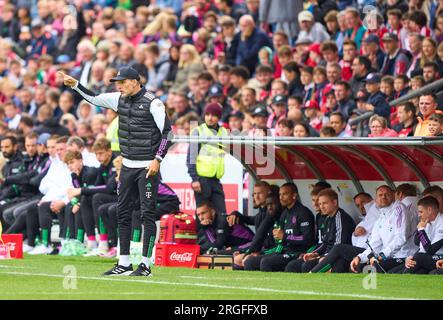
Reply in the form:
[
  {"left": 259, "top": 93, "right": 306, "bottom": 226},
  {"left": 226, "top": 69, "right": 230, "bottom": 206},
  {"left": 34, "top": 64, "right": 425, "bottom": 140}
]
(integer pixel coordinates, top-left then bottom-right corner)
[
  {"left": 368, "top": 115, "right": 398, "bottom": 137},
  {"left": 271, "top": 31, "right": 289, "bottom": 78},
  {"left": 386, "top": 9, "right": 407, "bottom": 49},
  {"left": 339, "top": 39, "right": 357, "bottom": 81},
  {"left": 303, "top": 100, "right": 323, "bottom": 133}
]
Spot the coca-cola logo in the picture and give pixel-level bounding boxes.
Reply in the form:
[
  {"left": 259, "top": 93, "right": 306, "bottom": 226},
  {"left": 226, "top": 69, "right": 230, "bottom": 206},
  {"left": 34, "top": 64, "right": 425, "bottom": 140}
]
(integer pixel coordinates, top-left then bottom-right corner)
[
  {"left": 1, "top": 243, "right": 16, "bottom": 251},
  {"left": 169, "top": 252, "right": 193, "bottom": 262}
]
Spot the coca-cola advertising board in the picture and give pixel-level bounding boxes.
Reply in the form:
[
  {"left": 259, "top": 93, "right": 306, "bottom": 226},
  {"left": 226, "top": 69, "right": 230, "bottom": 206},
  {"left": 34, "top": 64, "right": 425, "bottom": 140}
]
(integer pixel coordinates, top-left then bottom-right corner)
[
  {"left": 0, "top": 234, "right": 23, "bottom": 259},
  {"left": 155, "top": 243, "right": 200, "bottom": 268}
]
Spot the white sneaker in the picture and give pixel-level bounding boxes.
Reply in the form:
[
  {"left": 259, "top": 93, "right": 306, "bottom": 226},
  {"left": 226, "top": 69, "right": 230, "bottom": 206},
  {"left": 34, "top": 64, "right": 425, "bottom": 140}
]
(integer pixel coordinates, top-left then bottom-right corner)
[
  {"left": 28, "top": 245, "right": 52, "bottom": 255},
  {"left": 83, "top": 248, "right": 108, "bottom": 257},
  {"left": 23, "top": 243, "right": 35, "bottom": 253}
]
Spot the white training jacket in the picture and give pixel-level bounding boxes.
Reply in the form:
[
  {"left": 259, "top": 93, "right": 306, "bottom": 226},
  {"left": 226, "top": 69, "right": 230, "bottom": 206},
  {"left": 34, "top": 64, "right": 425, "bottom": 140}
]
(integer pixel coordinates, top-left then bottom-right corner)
[
  {"left": 39, "top": 156, "right": 73, "bottom": 204},
  {"left": 352, "top": 201, "right": 380, "bottom": 249},
  {"left": 358, "top": 200, "right": 417, "bottom": 263},
  {"left": 401, "top": 196, "right": 419, "bottom": 239}
]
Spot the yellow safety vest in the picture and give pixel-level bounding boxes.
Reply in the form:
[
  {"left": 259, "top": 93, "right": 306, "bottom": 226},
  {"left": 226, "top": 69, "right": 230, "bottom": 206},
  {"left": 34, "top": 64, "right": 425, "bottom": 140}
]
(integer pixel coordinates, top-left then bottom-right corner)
[
  {"left": 106, "top": 116, "right": 120, "bottom": 152},
  {"left": 195, "top": 124, "right": 227, "bottom": 179}
]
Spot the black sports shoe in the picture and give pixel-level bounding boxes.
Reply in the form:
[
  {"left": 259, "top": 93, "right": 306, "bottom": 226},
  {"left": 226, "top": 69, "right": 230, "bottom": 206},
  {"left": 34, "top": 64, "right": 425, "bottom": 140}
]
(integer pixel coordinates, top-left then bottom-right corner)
[
  {"left": 102, "top": 264, "right": 133, "bottom": 276},
  {"left": 129, "top": 263, "right": 152, "bottom": 277}
]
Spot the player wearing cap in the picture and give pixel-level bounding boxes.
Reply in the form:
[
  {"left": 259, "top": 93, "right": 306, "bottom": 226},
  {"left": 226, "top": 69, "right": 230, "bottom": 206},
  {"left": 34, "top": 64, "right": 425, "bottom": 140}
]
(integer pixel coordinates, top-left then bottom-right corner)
[
  {"left": 59, "top": 67, "right": 172, "bottom": 277},
  {"left": 187, "top": 103, "right": 228, "bottom": 215}
]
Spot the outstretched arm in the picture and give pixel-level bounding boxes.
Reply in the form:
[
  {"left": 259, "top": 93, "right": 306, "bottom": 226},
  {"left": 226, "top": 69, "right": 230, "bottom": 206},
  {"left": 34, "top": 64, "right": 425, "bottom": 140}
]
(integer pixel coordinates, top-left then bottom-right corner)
[{"left": 58, "top": 71, "right": 120, "bottom": 111}]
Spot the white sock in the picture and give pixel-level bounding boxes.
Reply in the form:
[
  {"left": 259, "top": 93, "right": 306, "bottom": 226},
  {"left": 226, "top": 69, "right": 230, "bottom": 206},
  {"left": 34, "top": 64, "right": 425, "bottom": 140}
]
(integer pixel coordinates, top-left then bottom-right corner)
[
  {"left": 98, "top": 241, "right": 108, "bottom": 250},
  {"left": 87, "top": 240, "right": 98, "bottom": 249},
  {"left": 141, "top": 256, "right": 150, "bottom": 266},
  {"left": 119, "top": 255, "right": 130, "bottom": 267}
]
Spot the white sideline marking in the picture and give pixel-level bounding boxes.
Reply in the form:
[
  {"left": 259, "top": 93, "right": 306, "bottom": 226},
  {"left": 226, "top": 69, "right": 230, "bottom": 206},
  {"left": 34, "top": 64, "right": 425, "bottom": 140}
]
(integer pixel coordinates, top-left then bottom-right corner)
[
  {"left": 179, "top": 275, "right": 260, "bottom": 281},
  {"left": 0, "top": 265, "right": 27, "bottom": 269},
  {"left": 2, "top": 291, "right": 235, "bottom": 296},
  {"left": 0, "top": 271, "right": 421, "bottom": 300}
]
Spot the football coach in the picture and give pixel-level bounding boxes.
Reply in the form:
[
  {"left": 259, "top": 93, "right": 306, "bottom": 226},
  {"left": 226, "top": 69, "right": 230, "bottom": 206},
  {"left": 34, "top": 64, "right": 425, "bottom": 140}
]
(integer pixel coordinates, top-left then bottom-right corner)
[{"left": 58, "top": 67, "right": 172, "bottom": 277}]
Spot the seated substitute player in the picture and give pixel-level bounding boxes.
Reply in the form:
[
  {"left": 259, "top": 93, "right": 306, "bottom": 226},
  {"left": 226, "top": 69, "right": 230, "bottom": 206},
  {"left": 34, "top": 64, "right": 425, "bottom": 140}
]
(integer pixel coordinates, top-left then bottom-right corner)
[
  {"left": 285, "top": 188, "right": 356, "bottom": 273},
  {"left": 244, "top": 183, "right": 316, "bottom": 272},
  {"left": 311, "top": 182, "right": 333, "bottom": 247},
  {"left": 66, "top": 138, "right": 117, "bottom": 256},
  {"left": 64, "top": 150, "right": 100, "bottom": 251},
  {"left": 233, "top": 191, "right": 283, "bottom": 269},
  {"left": 390, "top": 196, "right": 443, "bottom": 274},
  {"left": 228, "top": 181, "right": 271, "bottom": 266},
  {"left": 310, "top": 188, "right": 391, "bottom": 273},
  {"left": 196, "top": 200, "right": 254, "bottom": 255},
  {"left": 352, "top": 192, "right": 378, "bottom": 248},
  {"left": 350, "top": 186, "right": 418, "bottom": 273}
]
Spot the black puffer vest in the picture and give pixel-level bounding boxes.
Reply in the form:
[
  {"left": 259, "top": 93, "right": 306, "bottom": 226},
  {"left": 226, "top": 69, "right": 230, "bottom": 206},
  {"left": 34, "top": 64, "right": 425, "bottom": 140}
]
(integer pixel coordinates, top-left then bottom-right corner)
[{"left": 117, "top": 88, "right": 163, "bottom": 161}]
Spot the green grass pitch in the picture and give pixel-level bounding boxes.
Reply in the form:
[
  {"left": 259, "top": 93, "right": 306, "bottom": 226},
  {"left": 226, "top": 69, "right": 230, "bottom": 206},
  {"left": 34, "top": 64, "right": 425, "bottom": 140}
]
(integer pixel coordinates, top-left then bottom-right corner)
[{"left": 0, "top": 255, "right": 442, "bottom": 300}]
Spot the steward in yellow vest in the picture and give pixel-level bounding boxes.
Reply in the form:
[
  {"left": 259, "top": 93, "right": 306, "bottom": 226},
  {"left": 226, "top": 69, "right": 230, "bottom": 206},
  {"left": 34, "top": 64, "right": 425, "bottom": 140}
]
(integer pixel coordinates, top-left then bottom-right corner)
[{"left": 186, "top": 103, "right": 228, "bottom": 214}]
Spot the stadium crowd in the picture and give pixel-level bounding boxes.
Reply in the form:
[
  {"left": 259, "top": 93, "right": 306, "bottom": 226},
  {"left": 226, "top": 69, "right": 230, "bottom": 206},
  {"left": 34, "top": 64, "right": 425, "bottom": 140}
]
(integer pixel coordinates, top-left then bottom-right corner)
[
  {"left": 0, "top": 0, "right": 442, "bottom": 139},
  {"left": 0, "top": 0, "right": 442, "bottom": 274}
]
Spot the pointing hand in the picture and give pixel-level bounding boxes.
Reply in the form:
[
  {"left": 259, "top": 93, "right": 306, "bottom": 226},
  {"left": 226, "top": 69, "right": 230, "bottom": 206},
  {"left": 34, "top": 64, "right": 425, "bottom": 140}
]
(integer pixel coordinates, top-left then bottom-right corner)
[{"left": 57, "top": 71, "right": 78, "bottom": 87}]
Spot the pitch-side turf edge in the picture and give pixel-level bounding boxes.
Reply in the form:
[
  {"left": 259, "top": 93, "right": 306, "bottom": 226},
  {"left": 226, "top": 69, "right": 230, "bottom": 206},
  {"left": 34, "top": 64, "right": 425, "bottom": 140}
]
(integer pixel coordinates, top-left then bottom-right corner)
[{"left": 0, "top": 271, "right": 422, "bottom": 300}]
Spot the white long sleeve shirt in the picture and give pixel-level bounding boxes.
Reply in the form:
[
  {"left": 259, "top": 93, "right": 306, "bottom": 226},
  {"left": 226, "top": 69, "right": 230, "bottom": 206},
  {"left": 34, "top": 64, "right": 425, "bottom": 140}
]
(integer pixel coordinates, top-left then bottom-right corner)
[
  {"left": 81, "top": 149, "right": 100, "bottom": 168},
  {"left": 352, "top": 201, "right": 380, "bottom": 249},
  {"left": 39, "top": 156, "right": 73, "bottom": 204},
  {"left": 358, "top": 201, "right": 417, "bottom": 263},
  {"left": 401, "top": 196, "right": 419, "bottom": 239}
]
